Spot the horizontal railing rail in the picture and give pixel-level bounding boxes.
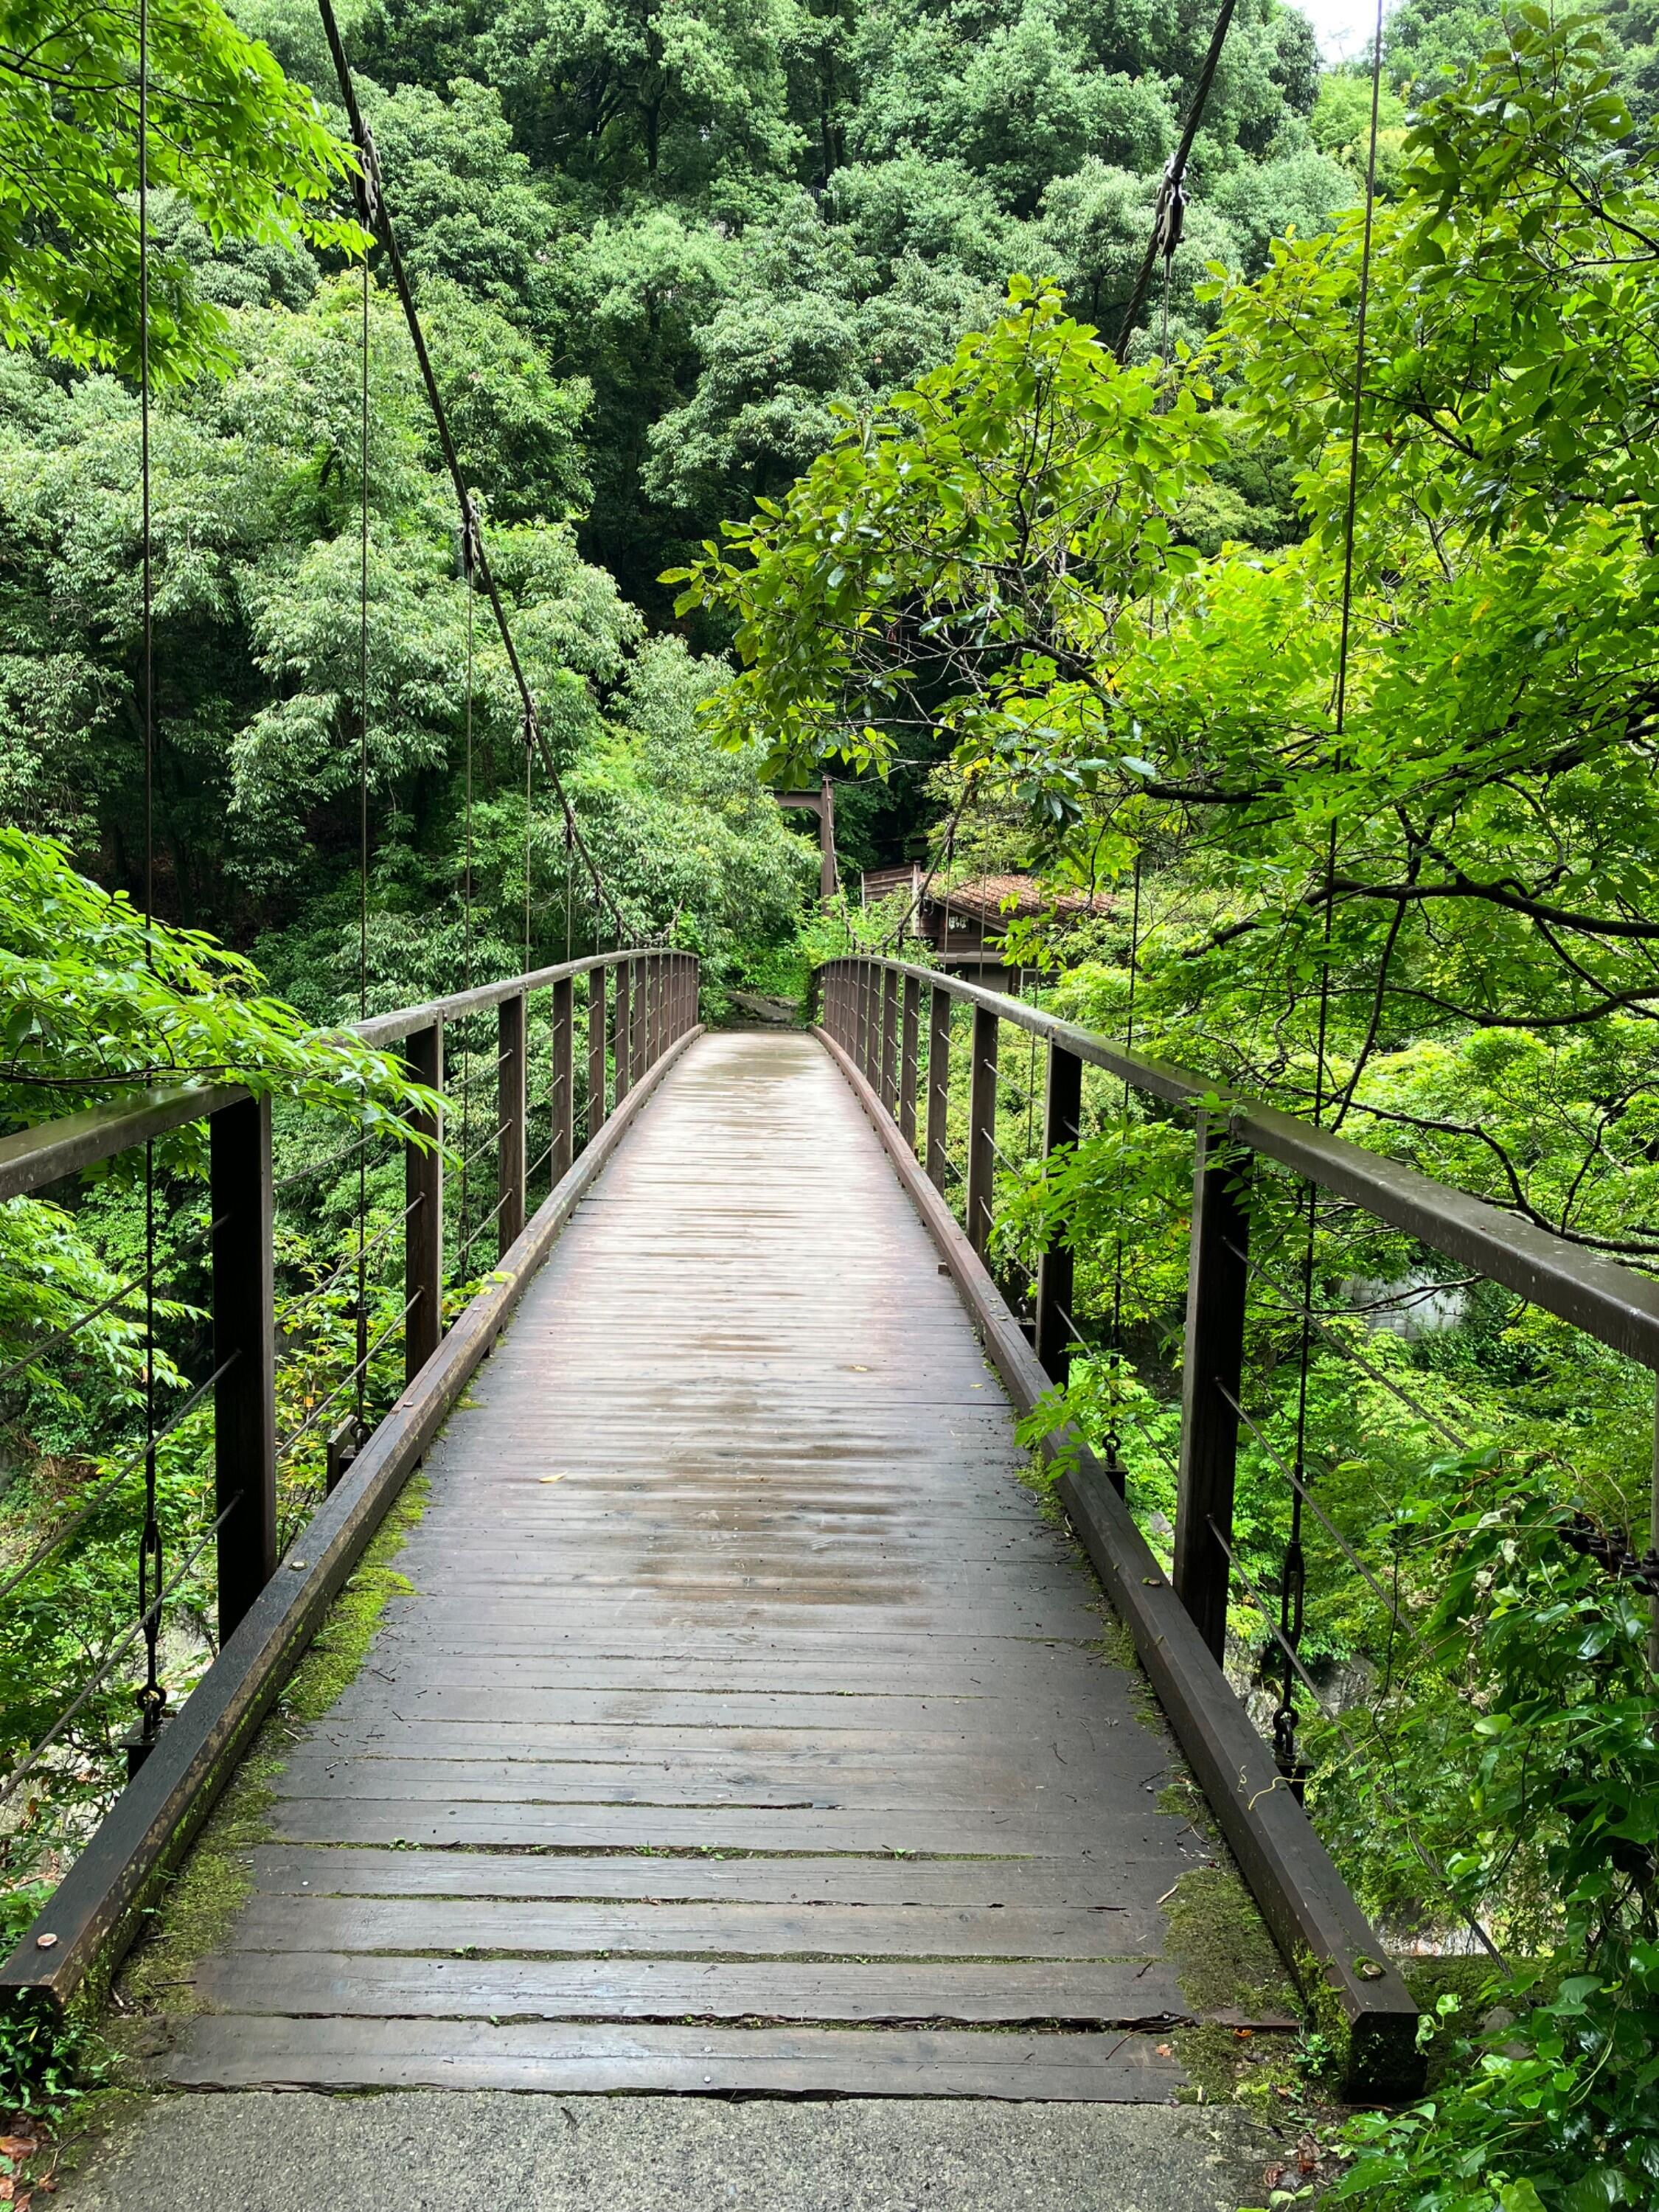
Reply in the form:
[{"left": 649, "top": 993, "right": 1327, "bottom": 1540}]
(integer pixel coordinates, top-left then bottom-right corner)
[
  {"left": 0, "top": 950, "right": 681, "bottom": 1203},
  {"left": 0, "top": 947, "right": 700, "bottom": 2013},
  {"left": 815, "top": 958, "right": 1659, "bottom": 1367}
]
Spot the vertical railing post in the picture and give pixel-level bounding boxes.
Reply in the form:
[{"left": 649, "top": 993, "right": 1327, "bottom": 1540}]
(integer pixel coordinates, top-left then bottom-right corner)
[
  {"left": 629, "top": 955, "right": 644, "bottom": 1082},
  {"left": 966, "top": 1004, "right": 998, "bottom": 1258},
  {"left": 498, "top": 991, "right": 526, "bottom": 1258},
  {"left": 898, "top": 973, "right": 920, "bottom": 1150},
  {"left": 210, "top": 1093, "right": 276, "bottom": 1642},
  {"left": 404, "top": 1020, "right": 443, "bottom": 1384},
  {"left": 615, "top": 961, "right": 633, "bottom": 1102},
  {"left": 1034, "top": 1042, "right": 1082, "bottom": 1384},
  {"left": 651, "top": 954, "right": 663, "bottom": 1063},
  {"left": 879, "top": 968, "right": 900, "bottom": 1116},
  {"left": 863, "top": 964, "right": 877, "bottom": 1084},
  {"left": 586, "top": 964, "right": 607, "bottom": 1145},
  {"left": 550, "top": 973, "right": 574, "bottom": 1183},
  {"left": 1172, "top": 1114, "right": 1253, "bottom": 1664},
  {"left": 925, "top": 984, "right": 951, "bottom": 1192}
]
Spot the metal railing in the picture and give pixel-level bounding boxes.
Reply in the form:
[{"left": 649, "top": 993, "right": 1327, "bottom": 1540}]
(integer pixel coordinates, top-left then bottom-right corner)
[
  {"left": 0, "top": 950, "right": 699, "bottom": 1823},
  {"left": 814, "top": 953, "right": 1659, "bottom": 2092}
]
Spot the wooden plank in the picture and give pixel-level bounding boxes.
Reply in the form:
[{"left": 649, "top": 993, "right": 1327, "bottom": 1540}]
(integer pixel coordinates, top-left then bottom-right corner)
[
  {"left": 194, "top": 1951, "right": 1200, "bottom": 2025},
  {"left": 266, "top": 1758, "right": 1170, "bottom": 1815},
  {"left": 278, "top": 1719, "right": 1151, "bottom": 1761},
  {"left": 249, "top": 1847, "right": 1172, "bottom": 1910},
  {"left": 164, "top": 2018, "right": 1189, "bottom": 2099},
  {"left": 224, "top": 1896, "right": 1166, "bottom": 1960},
  {"left": 269, "top": 1801, "right": 1203, "bottom": 1858}
]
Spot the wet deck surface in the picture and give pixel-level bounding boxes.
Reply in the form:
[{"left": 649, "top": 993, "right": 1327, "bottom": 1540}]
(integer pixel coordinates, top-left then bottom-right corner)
[{"left": 160, "top": 1031, "right": 1265, "bottom": 2098}]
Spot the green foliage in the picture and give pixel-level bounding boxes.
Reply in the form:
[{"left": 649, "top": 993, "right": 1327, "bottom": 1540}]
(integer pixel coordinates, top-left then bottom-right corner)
[
  {"left": 1328, "top": 1468, "right": 1659, "bottom": 2212},
  {"left": 0, "top": 828, "right": 425, "bottom": 1128},
  {"left": 0, "top": 0, "right": 361, "bottom": 378},
  {"left": 670, "top": 276, "right": 1227, "bottom": 789}
]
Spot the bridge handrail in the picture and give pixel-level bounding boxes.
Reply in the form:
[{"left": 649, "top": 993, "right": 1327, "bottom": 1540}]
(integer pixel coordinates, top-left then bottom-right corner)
[
  {"left": 0, "top": 950, "right": 661, "bottom": 1203},
  {"left": 813, "top": 956, "right": 1659, "bottom": 1368},
  {"left": 811, "top": 951, "right": 1659, "bottom": 2094},
  {"left": 0, "top": 947, "right": 701, "bottom": 2014}
]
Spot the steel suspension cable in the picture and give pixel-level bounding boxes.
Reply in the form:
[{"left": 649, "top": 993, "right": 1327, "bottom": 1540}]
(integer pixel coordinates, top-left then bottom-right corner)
[
  {"left": 313, "top": 0, "right": 623, "bottom": 942},
  {"left": 459, "top": 534, "right": 476, "bottom": 1269},
  {"left": 354, "top": 254, "right": 371, "bottom": 1440},
  {"left": 1113, "top": 0, "right": 1239, "bottom": 364}
]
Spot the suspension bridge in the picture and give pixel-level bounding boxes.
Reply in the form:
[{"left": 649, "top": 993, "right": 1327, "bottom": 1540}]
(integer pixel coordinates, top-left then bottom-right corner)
[{"left": 11, "top": 943, "right": 1659, "bottom": 2144}]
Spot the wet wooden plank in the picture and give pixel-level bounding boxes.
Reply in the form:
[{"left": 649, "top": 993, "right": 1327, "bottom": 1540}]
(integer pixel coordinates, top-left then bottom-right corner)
[
  {"left": 250, "top": 1848, "right": 1168, "bottom": 1912},
  {"left": 268, "top": 1799, "right": 1200, "bottom": 1858},
  {"left": 164, "top": 2019, "right": 1188, "bottom": 2100},
  {"left": 195, "top": 1951, "right": 1198, "bottom": 2025},
  {"left": 224, "top": 1895, "right": 1166, "bottom": 1961},
  {"left": 268, "top": 1761, "right": 1153, "bottom": 1816},
  {"left": 299, "top": 1688, "right": 1143, "bottom": 1733}
]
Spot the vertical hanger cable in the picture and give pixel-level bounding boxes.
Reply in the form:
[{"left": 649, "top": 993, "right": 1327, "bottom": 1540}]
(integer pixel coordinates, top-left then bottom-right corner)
[
  {"left": 353, "top": 257, "right": 370, "bottom": 1434},
  {"left": 135, "top": 0, "right": 165, "bottom": 1762},
  {"left": 1274, "top": 0, "right": 1385, "bottom": 1790}
]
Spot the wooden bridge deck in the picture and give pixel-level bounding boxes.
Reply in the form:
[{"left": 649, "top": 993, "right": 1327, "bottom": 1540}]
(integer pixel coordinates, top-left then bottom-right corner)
[{"left": 157, "top": 1032, "right": 1282, "bottom": 2098}]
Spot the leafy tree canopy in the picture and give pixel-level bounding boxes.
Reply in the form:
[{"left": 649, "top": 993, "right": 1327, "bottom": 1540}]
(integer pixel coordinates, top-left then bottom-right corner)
[{"left": 0, "top": 0, "right": 361, "bottom": 378}]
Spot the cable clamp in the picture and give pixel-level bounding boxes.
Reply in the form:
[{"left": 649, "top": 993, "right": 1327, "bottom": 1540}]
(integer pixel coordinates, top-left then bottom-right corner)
[
  {"left": 461, "top": 495, "right": 482, "bottom": 577},
  {"left": 1154, "top": 157, "right": 1188, "bottom": 266},
  {"left": 355, "top": 119, "right": 383, "bottom": 232}
]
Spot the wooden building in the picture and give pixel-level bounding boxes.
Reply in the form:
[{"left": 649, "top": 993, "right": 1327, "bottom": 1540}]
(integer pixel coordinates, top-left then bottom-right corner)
[{"left": 859, "top": 867, "right": 1113, "bottom": 986}]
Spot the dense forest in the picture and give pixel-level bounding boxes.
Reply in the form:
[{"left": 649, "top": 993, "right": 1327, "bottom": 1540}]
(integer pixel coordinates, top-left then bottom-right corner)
[
  {"left": 6, "top": 0, "right": 1659, "bottom": 2203},
  {"left": 0, "top": 0, "right": 1471, "bottom": 975}
]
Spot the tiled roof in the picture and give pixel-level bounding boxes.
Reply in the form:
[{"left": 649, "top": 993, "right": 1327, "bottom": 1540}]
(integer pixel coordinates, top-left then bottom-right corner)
[{"left": 933, "top": 874, "right": 1114, "bottom": 925}]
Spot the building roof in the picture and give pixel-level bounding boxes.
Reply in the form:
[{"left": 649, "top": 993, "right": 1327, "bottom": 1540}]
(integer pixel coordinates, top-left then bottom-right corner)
[{"left": 932, "top": 874, "right": 1114, "bottom": 926}]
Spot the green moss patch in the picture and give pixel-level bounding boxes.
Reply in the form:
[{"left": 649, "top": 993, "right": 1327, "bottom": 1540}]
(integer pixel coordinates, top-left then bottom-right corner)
[{"left": 105, "top": 1477, "right": 427, "bottom": 2060}]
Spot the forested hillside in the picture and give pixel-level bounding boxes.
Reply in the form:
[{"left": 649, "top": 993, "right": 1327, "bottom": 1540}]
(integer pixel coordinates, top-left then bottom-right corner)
[{"left": 2, "top": 0, "right": 1365, "bottom": 987}]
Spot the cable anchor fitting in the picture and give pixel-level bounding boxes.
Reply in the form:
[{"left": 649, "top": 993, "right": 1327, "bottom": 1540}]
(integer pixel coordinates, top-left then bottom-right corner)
[
  {"left": 1154, "top": 158, "right": 1188, "bottom": 268},
  {"left": 353, "top": 119, "right": 383, "bottom": 234}
]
